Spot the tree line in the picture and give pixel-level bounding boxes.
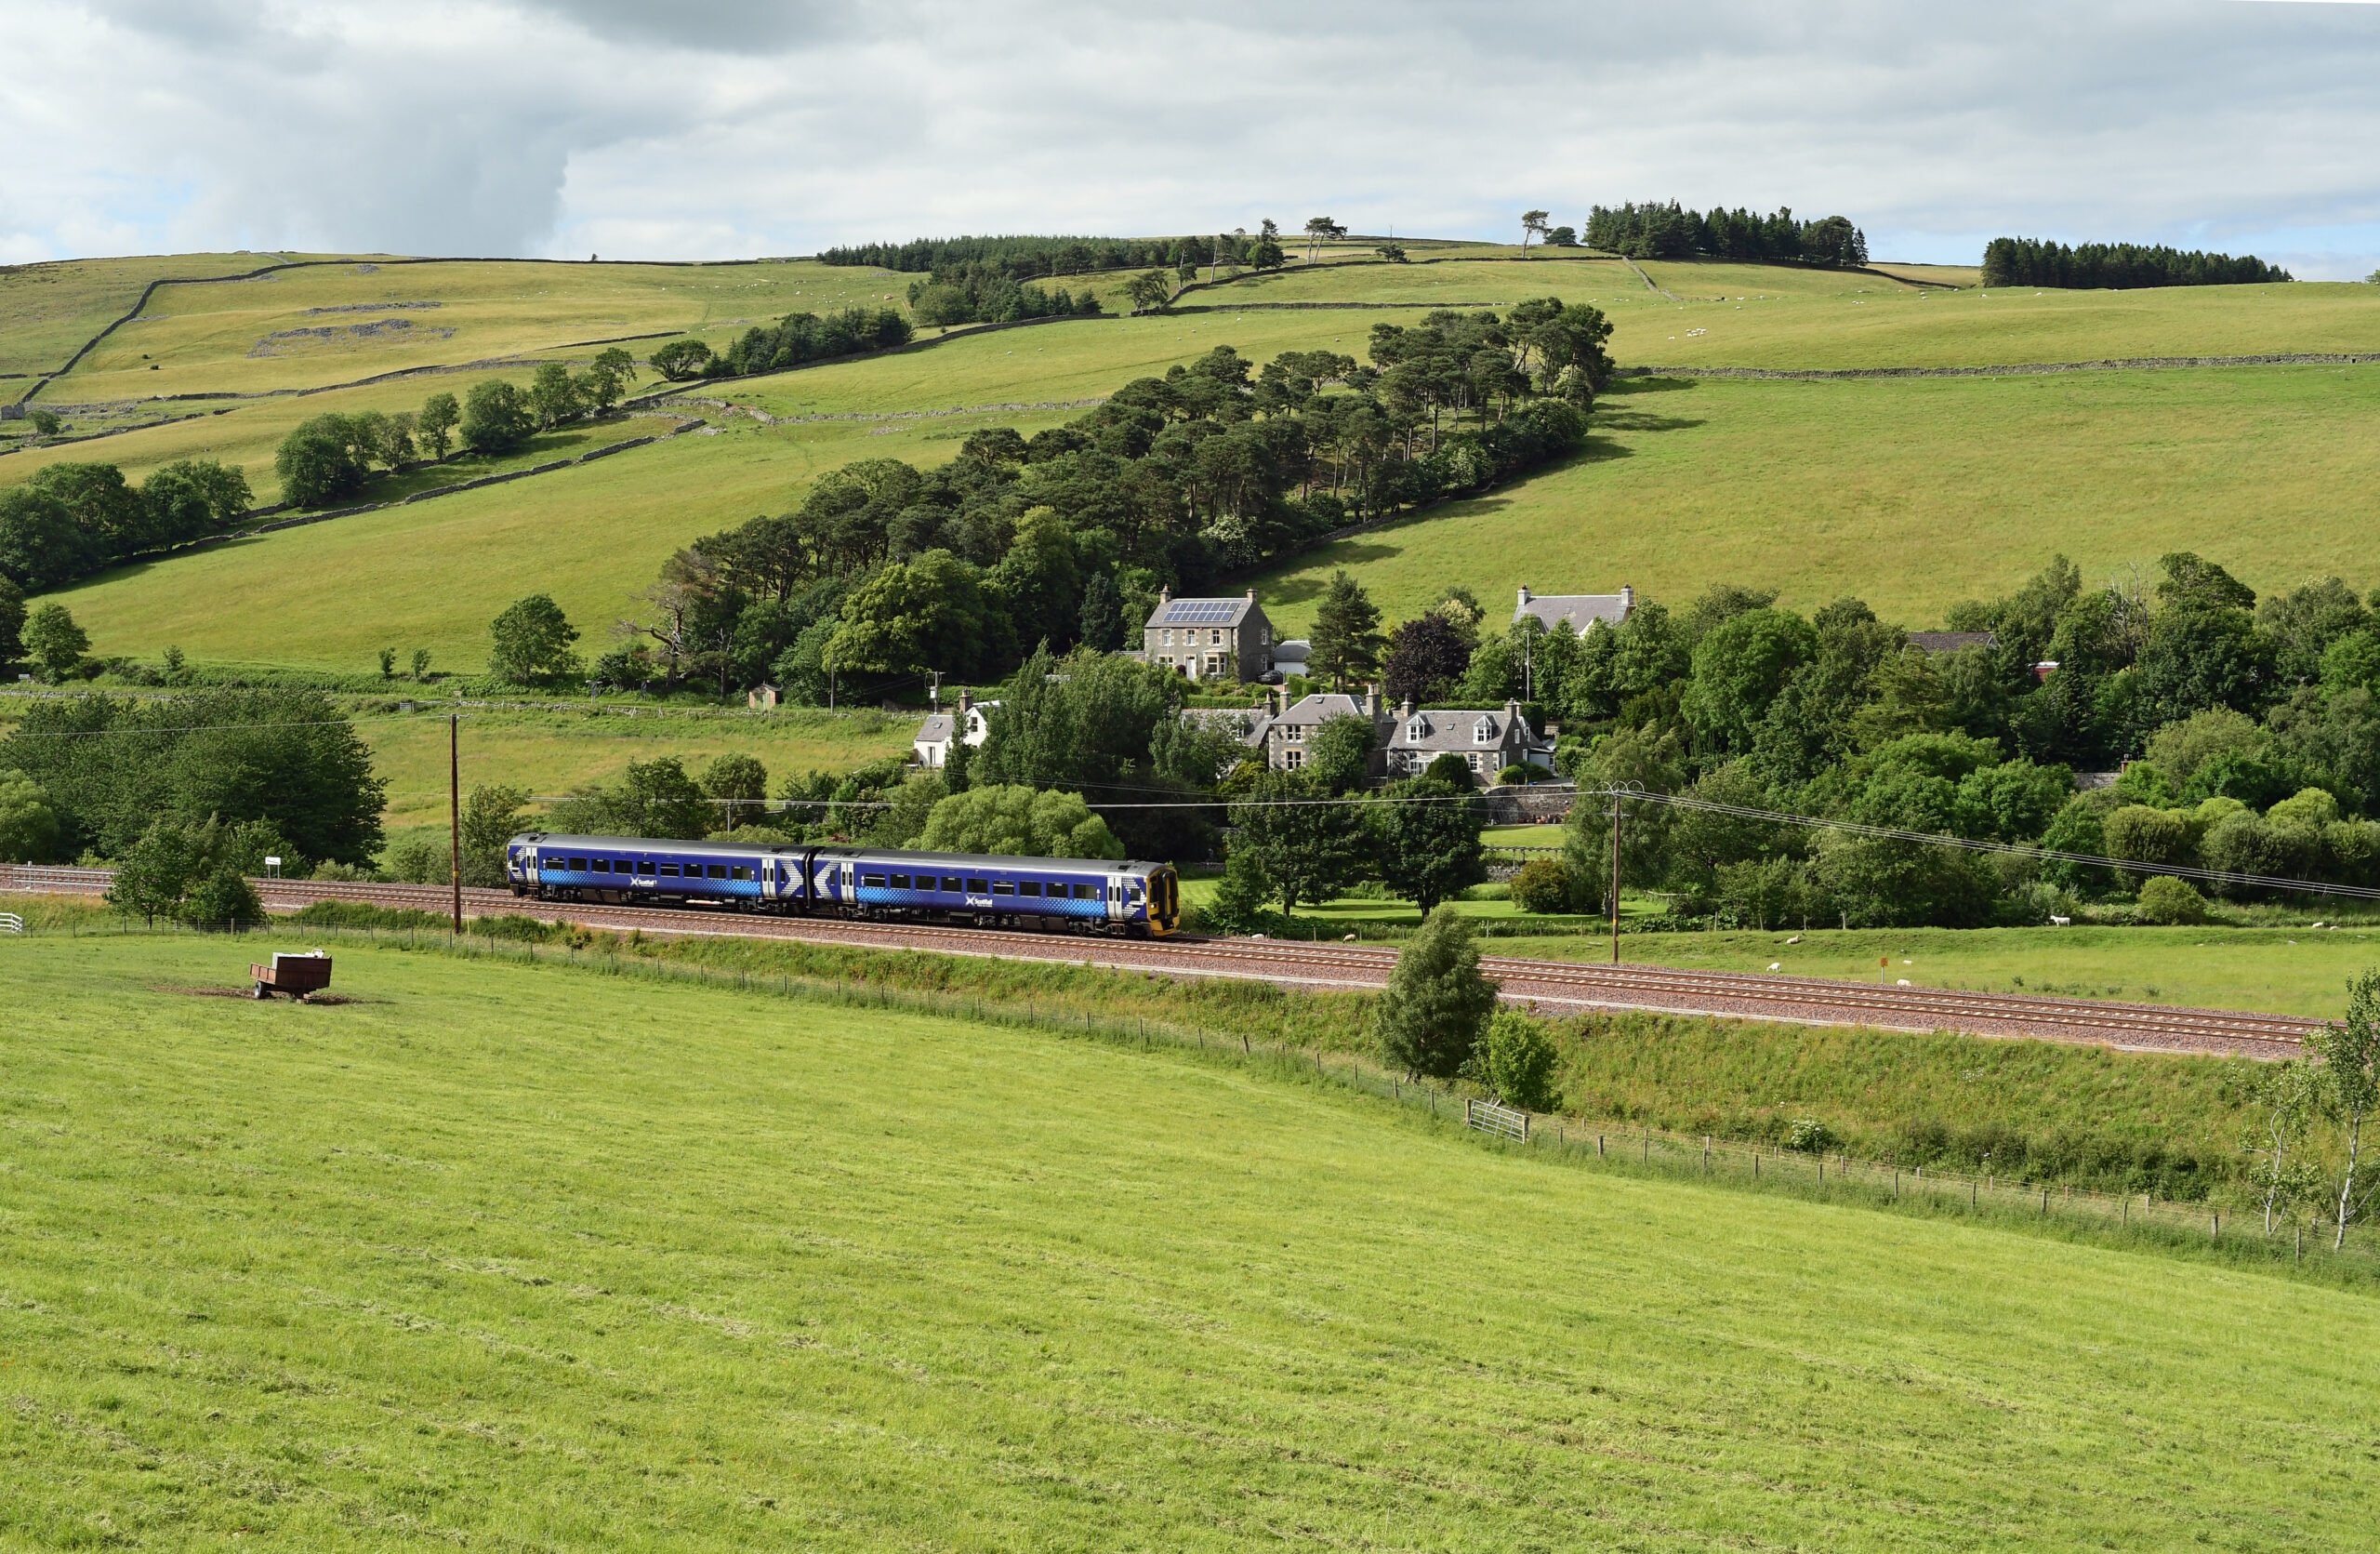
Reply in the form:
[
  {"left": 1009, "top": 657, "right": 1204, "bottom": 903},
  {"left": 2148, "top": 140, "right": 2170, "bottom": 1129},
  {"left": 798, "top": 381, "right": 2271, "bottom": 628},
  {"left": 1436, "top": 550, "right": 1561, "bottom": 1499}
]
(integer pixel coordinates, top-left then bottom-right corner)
[
  {"left": 0, "top": 459, "right": 250, "bottom": 592},
  {"left": 1584, "top": 203, "right": 1869, "bottom": 267},
  {"left": 819, "top": 234, "right": 1187, "bottom": 278},
  {"left": 588, "top": 312, "right": 1603, "bottom": 702},
  {"left": 1329, "top": 550, "right": 2380, "bottom": 928},
  {"left": 1978, "top": 237, "right": 2291, "bottom": 289},
  {"left": 906, "top": 266, "right": 1105, "bottom": 327},
  {"left": 0, "top": 687, "right": 386, "bottom": 881},
  {"left": 654, "top": 308, "right": 915, "bottom": 380}
]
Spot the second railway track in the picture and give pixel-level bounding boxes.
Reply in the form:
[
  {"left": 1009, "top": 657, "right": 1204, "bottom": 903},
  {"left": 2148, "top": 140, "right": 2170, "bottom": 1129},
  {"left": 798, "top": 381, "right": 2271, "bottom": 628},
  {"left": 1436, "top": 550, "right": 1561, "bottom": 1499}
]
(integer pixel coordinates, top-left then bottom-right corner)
[{"left": 2, "top": 867, "right": 2320, "bottom": 1058}]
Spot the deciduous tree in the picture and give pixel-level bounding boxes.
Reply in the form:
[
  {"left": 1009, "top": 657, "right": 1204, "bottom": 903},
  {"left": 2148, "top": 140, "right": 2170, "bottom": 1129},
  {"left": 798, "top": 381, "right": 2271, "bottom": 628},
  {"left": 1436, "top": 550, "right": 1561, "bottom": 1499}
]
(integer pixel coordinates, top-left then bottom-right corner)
[{"left": 1373, "top": 902, "right": 1500, "bottom": 1080}]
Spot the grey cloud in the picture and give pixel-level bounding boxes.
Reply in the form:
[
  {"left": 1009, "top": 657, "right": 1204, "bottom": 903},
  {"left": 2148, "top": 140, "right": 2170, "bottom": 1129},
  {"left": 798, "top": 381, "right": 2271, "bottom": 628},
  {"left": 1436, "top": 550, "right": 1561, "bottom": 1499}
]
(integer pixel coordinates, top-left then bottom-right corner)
[{"left": 8, "top": 1, "right": 2380, "bottom": 275}]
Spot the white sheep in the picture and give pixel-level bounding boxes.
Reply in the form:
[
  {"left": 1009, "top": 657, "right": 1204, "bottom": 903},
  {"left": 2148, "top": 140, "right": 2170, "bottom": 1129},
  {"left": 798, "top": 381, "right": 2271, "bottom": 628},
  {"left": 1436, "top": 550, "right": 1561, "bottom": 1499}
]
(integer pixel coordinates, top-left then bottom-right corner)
[{"left": 2049, "top": 914, "right": 2070, "bottom": 926}]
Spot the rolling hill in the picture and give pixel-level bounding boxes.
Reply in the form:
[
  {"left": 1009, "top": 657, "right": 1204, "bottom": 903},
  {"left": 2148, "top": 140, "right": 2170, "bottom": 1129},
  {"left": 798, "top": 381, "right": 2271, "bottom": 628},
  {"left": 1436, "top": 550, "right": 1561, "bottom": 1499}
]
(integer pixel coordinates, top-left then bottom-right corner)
[{"left": 8, "top": 242, "right": 2380, "bottom": 672}]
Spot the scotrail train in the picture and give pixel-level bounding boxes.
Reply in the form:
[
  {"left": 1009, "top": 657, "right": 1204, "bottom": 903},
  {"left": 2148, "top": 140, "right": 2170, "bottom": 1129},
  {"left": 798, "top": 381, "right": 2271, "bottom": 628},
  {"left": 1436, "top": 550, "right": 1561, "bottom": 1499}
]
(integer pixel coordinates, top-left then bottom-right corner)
[{"left": 506, "top": 832, "right": 1183, "bottom": 936}]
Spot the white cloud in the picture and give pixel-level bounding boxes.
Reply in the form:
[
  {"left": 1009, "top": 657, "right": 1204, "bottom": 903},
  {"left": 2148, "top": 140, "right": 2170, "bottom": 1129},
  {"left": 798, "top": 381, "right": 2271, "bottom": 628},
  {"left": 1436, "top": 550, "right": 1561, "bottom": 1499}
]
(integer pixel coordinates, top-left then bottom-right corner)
[{"left": 3, "top": 1, "right": 2378, "bottom": 277}]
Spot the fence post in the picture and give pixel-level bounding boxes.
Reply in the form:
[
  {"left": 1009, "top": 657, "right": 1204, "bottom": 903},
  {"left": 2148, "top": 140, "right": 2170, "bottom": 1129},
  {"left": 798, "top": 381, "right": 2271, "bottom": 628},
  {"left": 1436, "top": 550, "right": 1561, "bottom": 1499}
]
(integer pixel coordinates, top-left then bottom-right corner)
[
  {"left": 2041, "top": 1189, "right": 2048, "bottom": 1215},
  {"left": 1893, "top": 1169, "right": 1899, "bottom": 1200},
  {"left": 1703, "top": 1136, "right": 1710, "bottom": 1172},
  {"left": 1598, "top": 1135, "right": 1606, "bottom": 1158}
]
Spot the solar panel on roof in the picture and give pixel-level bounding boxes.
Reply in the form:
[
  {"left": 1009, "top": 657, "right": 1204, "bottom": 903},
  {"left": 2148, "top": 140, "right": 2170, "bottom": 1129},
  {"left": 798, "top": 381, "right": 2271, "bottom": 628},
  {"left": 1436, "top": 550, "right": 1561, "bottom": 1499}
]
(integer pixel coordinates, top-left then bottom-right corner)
[{"left": 1165, "top": 600, "right": 1236, "bottom": 623}]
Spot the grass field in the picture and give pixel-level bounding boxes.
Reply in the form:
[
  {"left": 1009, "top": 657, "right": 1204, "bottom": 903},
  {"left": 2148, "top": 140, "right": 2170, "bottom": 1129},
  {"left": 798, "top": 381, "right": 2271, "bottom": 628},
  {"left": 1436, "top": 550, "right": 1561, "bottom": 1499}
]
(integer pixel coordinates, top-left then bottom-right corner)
[
  {"left": 372, "top": 703, "right": 916, "bottom": 831},
  {"left": 1251, "top": 362, "right": 2380, "bottom": 634},
  {"left": 3, "top": 928, "right": 2373, "bottom": 1549},
  {"left": 0, "top": 251, "right": 349, "bottom": 379},
  {"left": 28, "top": 257, "right": 914, "bottom": 406},
  {"left": 43, "top": 410, "right": 1066, "bottom": 671}
]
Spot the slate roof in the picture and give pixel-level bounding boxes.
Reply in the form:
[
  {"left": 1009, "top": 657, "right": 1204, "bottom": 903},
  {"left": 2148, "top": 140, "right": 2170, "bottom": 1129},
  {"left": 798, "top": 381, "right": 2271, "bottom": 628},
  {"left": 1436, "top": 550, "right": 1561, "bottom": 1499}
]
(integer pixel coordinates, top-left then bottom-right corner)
[
  {"left": 915, "top": 713, "right": 957, "bottom": 745},
  {"left": 1275, "top": 693, "right": 1370, "bottom": 726},
  {"left": 1515, "top": 591, "right": 1631, "bottom": 633},
  {"left": 1907, "top": 631, "right": 1998, "bottom": 653},
  {"left": 1387, "top": 706, "right": 1542, "bottom": 755}
]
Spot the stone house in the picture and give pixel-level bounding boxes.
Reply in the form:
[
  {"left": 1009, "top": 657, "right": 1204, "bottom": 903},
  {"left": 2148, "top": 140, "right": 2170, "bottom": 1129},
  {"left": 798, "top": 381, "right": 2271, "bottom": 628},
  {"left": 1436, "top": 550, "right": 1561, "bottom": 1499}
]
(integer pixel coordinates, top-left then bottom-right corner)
[
  {"left": 1144, "top": 588, "right": 1276, "bottom": 683},
  {"left": 1381, "top": 697, "right": 1554, "bottom": 781}
]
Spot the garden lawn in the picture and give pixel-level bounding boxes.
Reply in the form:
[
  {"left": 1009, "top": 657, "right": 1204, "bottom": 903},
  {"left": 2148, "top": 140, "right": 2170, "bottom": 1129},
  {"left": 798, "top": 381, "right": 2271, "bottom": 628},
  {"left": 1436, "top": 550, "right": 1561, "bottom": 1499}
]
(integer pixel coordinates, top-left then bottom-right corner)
[
  {"left": 2, "top": 929, "right": 2374, "bottom": 1550},
  {"left": 1250, "top": 362, "right": 2380, "bottom": 635}
]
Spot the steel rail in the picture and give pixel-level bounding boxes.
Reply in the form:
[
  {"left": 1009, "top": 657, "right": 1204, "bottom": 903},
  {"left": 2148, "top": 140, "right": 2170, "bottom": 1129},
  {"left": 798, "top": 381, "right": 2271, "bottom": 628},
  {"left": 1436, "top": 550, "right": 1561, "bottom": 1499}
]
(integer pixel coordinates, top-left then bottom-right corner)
[{"left": 1, "top": 867, "right": 2317, "bottom": 1056}]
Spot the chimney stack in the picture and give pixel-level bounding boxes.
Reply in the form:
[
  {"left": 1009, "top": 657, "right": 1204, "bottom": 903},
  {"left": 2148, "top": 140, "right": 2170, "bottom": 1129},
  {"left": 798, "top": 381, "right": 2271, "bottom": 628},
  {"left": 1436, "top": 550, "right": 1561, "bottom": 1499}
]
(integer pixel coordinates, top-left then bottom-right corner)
[
  {"left": 1365, "top": 683, "right": 1381, "bottom": 717},
  {"left": 1157, "top": 585, "right": 1171, "bottom": 606},
  {"left": 1620, "top": 584, "right": 1634, "bottom": 616},
  {"left": 1517, "top": 585, "right": 1532, "bottom": 609},
  {"left": 1246, "top": 587, "right": 1256, "bottom": 602},
  {"left": 1400, "top": 697, "right": 1415, "bottom": 720}
]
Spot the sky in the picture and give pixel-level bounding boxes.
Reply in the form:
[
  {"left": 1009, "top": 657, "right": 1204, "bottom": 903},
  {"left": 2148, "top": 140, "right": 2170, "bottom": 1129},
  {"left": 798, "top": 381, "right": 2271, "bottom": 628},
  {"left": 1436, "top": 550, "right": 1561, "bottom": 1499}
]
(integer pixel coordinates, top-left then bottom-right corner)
[{"left": 6, "top": 0, "right": 2380, "bottom": 278}]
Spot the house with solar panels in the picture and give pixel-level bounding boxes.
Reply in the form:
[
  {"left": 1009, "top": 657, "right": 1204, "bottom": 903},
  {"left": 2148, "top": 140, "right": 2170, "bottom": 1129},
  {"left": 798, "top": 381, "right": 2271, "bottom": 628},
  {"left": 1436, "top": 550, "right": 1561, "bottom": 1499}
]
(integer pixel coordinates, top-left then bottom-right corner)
[{"left": 1142, "top": 588, "right": 1276, "bottom": 683}]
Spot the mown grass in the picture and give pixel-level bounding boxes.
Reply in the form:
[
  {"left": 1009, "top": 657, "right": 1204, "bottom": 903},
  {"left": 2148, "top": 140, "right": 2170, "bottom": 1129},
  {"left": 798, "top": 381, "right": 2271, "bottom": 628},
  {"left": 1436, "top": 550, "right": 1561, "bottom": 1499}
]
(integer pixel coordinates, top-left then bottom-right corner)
[
  {"left": 33, "top": 257, "right": 911, "bottom": 405},
  {"left": 1251, "top": 362, "right": 2380, "bottom": 633},
  {"left": 3, "top": 925, "right": 2374, "bottom": 1550}
]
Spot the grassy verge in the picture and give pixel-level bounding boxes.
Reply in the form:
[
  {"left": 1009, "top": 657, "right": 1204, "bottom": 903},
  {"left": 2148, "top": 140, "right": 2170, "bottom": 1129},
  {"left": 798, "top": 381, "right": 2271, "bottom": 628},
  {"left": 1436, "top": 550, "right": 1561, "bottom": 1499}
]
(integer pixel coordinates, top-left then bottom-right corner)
[{"left": 2, "top": 924, "right": 2375, "bottom": 1549}]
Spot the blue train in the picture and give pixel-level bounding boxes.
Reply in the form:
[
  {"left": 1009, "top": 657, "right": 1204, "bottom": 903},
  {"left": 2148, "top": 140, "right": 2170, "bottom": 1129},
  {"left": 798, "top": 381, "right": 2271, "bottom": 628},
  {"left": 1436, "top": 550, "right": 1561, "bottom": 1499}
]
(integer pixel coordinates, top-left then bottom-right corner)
[{"left": 505, "top": 832, "right": 1183, "bottom": 936}]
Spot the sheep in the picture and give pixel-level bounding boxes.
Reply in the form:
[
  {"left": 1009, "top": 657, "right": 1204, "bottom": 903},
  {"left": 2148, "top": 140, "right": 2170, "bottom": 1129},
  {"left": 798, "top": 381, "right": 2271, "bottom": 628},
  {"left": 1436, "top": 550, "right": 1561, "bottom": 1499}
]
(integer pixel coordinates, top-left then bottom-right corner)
[{"left": 2049, "top": 914, "right": 2071, "bottom": 926}]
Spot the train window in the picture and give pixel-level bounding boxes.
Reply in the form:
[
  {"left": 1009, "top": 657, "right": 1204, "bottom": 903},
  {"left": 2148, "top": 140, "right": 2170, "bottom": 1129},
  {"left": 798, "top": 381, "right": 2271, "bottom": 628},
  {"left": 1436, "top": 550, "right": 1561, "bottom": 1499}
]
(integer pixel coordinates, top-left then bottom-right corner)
[
  {"left": 941, "top": 876, "right": 962, "bottom": 893},
  {"left": 732, "top": 866, "right": 753, "bottom": 882},
  {"left": 590, "top": 858, "right": 610, "bottom": 873},
  {"left": 862, "top": 874, "right": 886, "bottom": 888},
  {"left": 568, "top": 857, "right": 587, "bottom": 870},
  {"left": 968, "top": 878, "right": 989, "bottom": 893},
  {"left": 889, "top": 874, "right": 910, "bottom": 890},
  {"left": 1129, "top": 883, "right": 1144, "bottom": 901},
  {"left": 657, "top": 862, "right": 679, "bottom": 877},
  {"left": 706, "top": 864, "right": 728, "bottom": 880},
  {"left": 991, "top": 880, "right": 1014, "bottom": 895},
  {"left": 1018, "top": 881, "right": 1041, "bottom": 897},
  {"left": 637, "top": 861, "right": 655, "bottom": 876},
  {"left": 1072, "top": 883, "right": 1097, "bottom": 900}
]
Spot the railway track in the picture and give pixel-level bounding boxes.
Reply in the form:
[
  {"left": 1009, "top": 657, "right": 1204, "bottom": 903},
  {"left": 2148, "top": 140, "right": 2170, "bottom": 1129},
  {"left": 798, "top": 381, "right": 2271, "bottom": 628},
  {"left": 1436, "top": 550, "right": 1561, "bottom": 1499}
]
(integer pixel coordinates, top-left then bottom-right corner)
[{"left": 1, "top": 866, "right": 2320, "bottom": 1058}]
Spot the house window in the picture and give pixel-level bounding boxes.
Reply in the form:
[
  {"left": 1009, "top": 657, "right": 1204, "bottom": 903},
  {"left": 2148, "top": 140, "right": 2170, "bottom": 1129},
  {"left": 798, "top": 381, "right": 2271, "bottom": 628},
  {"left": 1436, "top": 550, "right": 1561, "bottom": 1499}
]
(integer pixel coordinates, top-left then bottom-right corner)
[
  {"left": 1467, "top": 753, "right": 1483, "bottom": 771},
  {"left": 1407, "top": 720, "right": 1424, "bottom": 740},
  {"left": 1285, "top": 749, "right": 1303, "bottom": 769},
  {"left": 1284, "top": 724, "right": 1302, "bottom": 742},
  {"left": 1474, "top": 718, "right": 1495, "bottom": 744},
  {"left": 1210, "top": 630, "right": 1223, "bottom": 645},
  {"left": 1163, "top": 629, "right": 1174, "bottom": 646}
]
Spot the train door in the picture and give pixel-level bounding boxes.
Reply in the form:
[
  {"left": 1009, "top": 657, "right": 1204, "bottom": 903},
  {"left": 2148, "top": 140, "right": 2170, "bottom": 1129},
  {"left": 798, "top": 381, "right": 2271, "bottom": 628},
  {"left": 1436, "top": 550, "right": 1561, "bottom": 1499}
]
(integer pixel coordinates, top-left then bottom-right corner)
[
  {"left": 840, "top": 859, "right": 856, "bottom": 914},
  {"left": 1107, "top": 876, "right": 1124, "bottom": 925}
]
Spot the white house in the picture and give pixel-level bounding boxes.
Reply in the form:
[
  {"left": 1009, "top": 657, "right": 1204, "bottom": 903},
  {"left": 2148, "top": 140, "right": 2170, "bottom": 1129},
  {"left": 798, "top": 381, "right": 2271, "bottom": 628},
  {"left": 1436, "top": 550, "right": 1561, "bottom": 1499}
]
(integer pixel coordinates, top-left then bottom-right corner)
[{"left": 914, "top": 689, "right": 1000, "bottom": 767}]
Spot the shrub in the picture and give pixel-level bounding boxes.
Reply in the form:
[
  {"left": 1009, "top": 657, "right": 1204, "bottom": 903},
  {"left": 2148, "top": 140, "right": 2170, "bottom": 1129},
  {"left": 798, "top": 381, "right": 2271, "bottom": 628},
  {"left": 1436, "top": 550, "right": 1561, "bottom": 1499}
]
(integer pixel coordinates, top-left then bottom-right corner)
[
  {"left": 1478, "top": 1010, "right": 1561, "bottom": 1111},
  {"left": 1496, "top": 764, "right": 1533, "bottom": 786},
  {"left": 381, "top": 835, "right": 446, "bottom": 883},
  {"left": 180, "top": 867, "right": 264, "bottom": 928},
  {"left": 1509, "top": 857, "right": 1573, "bottom": 914},
  {"left": 1788, "top": 1118, "right": 1837, "bottom": 1153},
  {"left": 2135, "top": 874, "right": 2211, "bottom": 925},
  {"left": 1203, "top": 848, "right": 1280, "bottom": 936}
]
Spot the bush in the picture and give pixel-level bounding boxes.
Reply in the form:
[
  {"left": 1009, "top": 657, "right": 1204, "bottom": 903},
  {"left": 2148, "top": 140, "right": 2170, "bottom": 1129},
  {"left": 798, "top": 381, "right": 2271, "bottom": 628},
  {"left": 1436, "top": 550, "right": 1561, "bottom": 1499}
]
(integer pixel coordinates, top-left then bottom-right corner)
[
  {"left": 180, "top": 867, "right": 264, "bottom": 928},
  {"left": 1496, "top": 764, "right": 1533, "bottom": 786},
  {"left": 2135, "top": 874, "right": 2211, "bottom": 925},
  {"left": 1373, "top": 903, "right": 1500, "bottom": 1079},
  {"left": 1478, "top": 1011, "right": 1561, "bottom": 1111},
  {"left": 381, "top": 835, "right": 445, "bottom": 883},
  {"left": 1788, "top": 1118, "right": 1837, "bottom": 1153},
  {"left": 1204, "top": 849, "right": 1280, "bottom": 936},
  {"left": 1508, "top": 857, "right": 1573, "bottom": 914}
]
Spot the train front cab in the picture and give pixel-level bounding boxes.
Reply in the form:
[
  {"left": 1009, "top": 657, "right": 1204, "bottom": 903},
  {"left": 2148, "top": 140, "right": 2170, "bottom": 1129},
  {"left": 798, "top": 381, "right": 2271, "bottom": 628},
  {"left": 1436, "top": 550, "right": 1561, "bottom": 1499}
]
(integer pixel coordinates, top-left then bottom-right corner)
[{"left": 1143, "top": 865, "right": 1181, "bottom": 936}]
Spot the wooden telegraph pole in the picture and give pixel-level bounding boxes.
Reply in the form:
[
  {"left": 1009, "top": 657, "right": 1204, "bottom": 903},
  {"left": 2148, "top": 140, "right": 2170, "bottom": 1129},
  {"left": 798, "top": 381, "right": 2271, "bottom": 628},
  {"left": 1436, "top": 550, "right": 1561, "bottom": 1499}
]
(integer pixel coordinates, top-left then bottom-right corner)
[
  {"left": 449, "top": 713, "right": 462, "bottom": 934},
  {"left": 1608, "top": 786, "right": 1622, "bottom": 966}
]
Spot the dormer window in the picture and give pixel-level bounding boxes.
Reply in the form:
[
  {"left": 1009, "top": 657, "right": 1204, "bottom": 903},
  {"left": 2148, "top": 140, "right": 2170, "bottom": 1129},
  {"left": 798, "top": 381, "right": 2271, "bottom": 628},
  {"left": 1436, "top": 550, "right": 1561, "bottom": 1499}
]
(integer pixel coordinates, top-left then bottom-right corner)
[
  {"left": 1474, "top": 717, "right": 1496, "bottom": 744},
  {"left": 1407, "top": 719, "right": 1426, "bottom": 741}
]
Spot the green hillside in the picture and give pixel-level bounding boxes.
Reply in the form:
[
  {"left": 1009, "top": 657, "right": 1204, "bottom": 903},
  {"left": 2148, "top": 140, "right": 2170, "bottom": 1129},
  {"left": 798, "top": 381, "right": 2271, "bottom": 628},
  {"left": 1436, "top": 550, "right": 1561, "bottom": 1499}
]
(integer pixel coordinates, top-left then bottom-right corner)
[
  {"left": 10, "top": 243, "right": 2380, "bottom": 677},
  {"left": 4, "top": 928, "right": 2373, "bottom": 1549}
]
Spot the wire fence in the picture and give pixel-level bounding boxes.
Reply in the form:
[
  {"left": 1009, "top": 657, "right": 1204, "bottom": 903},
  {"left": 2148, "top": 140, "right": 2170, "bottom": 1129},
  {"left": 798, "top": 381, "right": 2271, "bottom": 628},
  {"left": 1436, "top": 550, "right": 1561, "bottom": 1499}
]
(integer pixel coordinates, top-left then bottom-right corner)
[{"left": 13, "top": 910, "right": 2374, "bottom": 1282}]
